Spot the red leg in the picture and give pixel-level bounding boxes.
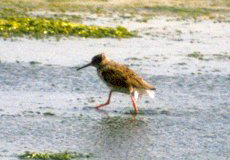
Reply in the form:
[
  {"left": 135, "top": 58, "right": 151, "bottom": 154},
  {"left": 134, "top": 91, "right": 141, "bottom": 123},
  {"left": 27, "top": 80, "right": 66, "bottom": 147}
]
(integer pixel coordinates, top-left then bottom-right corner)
[
  {"left": 130, "top": 94, "right": 139, "bottom": 114},
  {"left": 96, "top": 91, "right": 113, "bottom": 109}
]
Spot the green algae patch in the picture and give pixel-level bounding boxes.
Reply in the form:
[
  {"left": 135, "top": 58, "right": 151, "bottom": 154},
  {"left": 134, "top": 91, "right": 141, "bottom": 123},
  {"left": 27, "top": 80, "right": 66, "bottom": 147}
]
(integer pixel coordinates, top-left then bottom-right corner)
[
  {"left": 187, "top": 51, "right": 204, "bottom": 60},
  {"left": 19, "top": 151, "right": 93, "bottom": 160},
  {"left": 0, "top": 9, "right": 135, "bottom": 39},
  {"left": 43, "top": 112, "right": 56, "bottom": 116}
]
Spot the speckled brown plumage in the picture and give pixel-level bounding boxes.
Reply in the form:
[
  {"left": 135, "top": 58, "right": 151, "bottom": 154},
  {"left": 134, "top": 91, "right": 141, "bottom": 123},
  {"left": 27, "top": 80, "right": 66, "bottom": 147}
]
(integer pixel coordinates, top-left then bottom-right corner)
[
  {"left": 77, "top": 53, "right": 156, "bottom": 114},
  {"left": 98, "top": 61, "right": 155, "bottom": 92}
]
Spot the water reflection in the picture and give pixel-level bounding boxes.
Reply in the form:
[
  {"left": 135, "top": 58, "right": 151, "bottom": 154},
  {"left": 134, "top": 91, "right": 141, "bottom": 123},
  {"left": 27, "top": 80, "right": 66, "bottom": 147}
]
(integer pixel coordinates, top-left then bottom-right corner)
[{"left": 92, "top": 116, "right": 151, "bottom": 159}]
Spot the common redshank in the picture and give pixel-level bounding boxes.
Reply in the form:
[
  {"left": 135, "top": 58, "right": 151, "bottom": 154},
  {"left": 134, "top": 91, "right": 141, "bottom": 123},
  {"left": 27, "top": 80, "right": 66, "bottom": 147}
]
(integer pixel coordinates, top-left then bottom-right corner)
[{"left": 77, "top": 53, "right": 156, "bottom": 114}]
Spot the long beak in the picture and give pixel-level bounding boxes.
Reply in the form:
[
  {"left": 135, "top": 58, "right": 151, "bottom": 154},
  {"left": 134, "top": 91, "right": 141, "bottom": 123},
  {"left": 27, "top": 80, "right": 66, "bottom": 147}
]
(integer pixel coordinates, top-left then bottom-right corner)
[{"left": 77, "top": 63, "right": 92, "bottom": 71}]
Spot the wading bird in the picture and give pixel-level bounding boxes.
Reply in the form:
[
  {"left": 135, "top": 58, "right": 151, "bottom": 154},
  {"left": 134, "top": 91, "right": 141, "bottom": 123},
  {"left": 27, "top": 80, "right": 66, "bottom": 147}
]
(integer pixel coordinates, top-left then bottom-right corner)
[{"left": 77, "top": 53, "right": 156, "bottom": 114}]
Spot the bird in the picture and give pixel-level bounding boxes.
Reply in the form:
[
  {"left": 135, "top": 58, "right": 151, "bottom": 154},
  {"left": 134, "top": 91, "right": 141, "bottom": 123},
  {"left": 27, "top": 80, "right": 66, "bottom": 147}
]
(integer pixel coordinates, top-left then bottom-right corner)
[{"left": 77, "top": 53, "right": 156, "bottom": 114}]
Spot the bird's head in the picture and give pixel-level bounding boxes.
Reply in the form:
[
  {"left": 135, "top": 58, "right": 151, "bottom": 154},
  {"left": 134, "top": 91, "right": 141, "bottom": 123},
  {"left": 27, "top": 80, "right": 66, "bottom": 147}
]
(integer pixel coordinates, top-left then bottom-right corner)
[{"left": 77, "top": 53, "right": 109, "bottom": 70}]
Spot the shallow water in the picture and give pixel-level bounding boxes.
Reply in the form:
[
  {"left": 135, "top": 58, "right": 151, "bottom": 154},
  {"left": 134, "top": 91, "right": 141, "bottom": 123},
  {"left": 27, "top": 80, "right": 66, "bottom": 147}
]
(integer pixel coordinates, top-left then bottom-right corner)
[
  {"left": 0, "top": 16, "right": 230, "bottom": 160},
  {"left": 0, "top": 62, "right": 229, "bottom": 160}
]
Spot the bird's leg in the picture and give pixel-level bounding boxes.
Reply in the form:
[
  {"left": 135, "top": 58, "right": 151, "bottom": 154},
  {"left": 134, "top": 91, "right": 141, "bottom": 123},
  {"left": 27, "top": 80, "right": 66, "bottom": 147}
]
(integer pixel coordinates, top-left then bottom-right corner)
[
  {"left": 130, "top": 94, "right": 139, "bottom": 114},
  {"left": 95, "top": 90, "right": 113, "bottom": 109}
]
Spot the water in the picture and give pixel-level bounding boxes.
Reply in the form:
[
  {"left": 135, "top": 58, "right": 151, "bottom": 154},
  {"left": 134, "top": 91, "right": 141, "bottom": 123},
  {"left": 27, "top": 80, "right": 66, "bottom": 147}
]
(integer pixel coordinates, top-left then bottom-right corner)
[{"left": 0, "top": 16, "right": 229, "bottom": 160}]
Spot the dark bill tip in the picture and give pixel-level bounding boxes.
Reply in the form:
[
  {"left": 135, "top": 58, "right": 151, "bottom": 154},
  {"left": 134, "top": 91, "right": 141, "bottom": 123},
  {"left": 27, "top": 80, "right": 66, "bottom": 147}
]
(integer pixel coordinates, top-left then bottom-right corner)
[{"left": 77, "top": 63, "right": 92, "bottom": 71}]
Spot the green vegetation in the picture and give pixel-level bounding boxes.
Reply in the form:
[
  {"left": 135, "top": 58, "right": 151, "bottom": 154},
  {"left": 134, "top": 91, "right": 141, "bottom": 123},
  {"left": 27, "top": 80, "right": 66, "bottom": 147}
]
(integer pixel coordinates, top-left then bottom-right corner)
[
  {"left": 29, "top": 61, "right": 41, "bottom": 65},
  {"left": 212, "top": 53, "right": 230, "bottom": 60},
  {"left": 19, "top": 151, "right": 93, "bottom": 160},
  {"left": 0, "top": 8, "right": 135, "bottom": 39},
  {"left": 0, "top": 0, "right": 229, "bottom": 19},
  {"left": 43, "top": 112, "right": 55, "bottom": 116},
  {"left": 143, "top": 6, "right": 224, "bottom": 18},
  {"left": 187, "top": 51, "right": 204, "bottom": 60}
]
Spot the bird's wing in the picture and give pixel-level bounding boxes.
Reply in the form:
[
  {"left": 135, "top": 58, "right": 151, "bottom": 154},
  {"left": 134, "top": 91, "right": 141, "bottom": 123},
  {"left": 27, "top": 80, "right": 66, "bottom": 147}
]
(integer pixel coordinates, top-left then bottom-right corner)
[
  {"left": 100, "top": 66, "right": 130, "bottom": 89},
  {"left": 128, "top": 73, "right": 156, "bottom": 90},
  {"left": 120, "top": 65, "right": 156, "bottom": 90},
  {"left": 101, "top": 63, "right": 155, "bottom": 90}
]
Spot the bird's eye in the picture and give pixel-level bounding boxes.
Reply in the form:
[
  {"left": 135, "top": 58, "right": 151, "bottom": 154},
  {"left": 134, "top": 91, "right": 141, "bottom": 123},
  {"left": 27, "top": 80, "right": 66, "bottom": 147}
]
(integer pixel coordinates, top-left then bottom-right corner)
[{"left": 92, "top": 56, "right": 102, "bottom": 64}]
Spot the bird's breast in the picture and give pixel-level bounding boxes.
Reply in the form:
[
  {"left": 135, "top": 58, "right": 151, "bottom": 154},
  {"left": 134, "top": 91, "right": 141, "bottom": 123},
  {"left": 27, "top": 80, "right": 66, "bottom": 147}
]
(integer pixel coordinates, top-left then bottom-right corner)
[{"left": 97, "top": 69, "right": 114, "bottom": 88}]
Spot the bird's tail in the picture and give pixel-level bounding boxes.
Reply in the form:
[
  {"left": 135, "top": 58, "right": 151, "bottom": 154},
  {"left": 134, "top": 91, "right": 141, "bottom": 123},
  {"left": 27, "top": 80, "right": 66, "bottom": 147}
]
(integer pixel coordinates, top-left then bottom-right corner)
[
  {"left": 133, "top": 89, "right": 155, "bottom": 99},
  {"left": 146, "top": 90, "right": 155, "bottom": 99}
]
